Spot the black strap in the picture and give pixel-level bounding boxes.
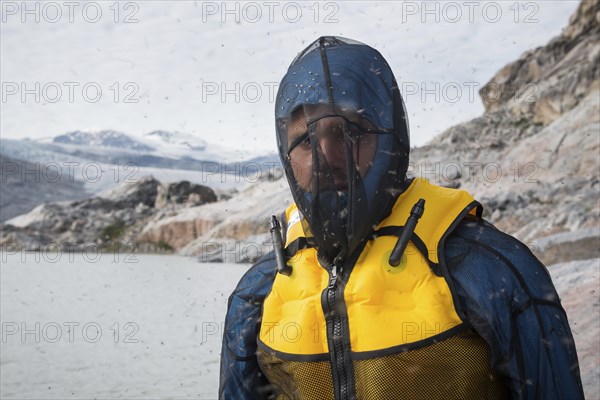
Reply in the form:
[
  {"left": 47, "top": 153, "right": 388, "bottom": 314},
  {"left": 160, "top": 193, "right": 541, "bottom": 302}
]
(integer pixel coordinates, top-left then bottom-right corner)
[
  {"left": 283, "top": 226, "right": 442, "bottom": 275},
  {"left": 372, "top": 226, "right": 441, "bottom": 274},
  {"left": 284, "top": 237, "right": 316, "bottom": 259}
]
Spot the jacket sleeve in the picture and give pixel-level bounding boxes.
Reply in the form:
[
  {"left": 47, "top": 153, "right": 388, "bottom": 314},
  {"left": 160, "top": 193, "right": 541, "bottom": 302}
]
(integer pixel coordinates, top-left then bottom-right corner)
[
  {"left": 443, "top": 218, "right": 584, "bottom": 400},
  {"left": 219, "top": 252, "right": 277, "bottom": 400}
]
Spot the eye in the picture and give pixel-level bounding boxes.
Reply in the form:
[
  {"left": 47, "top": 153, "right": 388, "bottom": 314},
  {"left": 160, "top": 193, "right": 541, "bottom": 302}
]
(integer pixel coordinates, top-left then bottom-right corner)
[
  {"left": 288, "top": 132, "right": 311, "bottom": 154},
  {"left": 347, "top": 126, "right": 364, "bottom": 143},
  {"left": 300, "top": 134, "right": 311, "bottom": 148}
]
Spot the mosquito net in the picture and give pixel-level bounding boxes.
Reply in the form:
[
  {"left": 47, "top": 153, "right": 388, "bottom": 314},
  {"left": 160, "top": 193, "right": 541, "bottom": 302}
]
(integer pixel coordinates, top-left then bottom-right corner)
[{"left": 275, "top": 36, "right": 410, "bottom": 265}]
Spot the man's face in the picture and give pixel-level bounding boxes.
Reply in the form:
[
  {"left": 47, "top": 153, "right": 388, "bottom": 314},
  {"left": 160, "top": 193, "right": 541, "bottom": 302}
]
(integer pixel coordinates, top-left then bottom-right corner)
[{"left": 286, "top": 109, "right": 378, "bottom": 192}]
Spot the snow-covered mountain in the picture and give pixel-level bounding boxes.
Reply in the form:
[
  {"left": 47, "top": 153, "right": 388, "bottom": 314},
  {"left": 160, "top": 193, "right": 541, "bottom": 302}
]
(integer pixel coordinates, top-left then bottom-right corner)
[
  {"left": 143, "top": 130, "right": 207, "bottom": 151},
  {"left": 35, "top": 129, "right": 242, "bottom": 162},
  {"left": 2, "top": 129, "right": 279, "bottom": 174},
  {"left": 52, "top": 130, "right": 155, "bottom": 152},
  {"left": 0, "top": 129, "right": 280, "bottom": 221}
]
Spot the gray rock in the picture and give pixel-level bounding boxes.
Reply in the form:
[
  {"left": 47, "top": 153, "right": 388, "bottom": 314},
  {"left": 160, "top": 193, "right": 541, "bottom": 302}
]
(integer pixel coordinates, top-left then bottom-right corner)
[
  {"left": 102, "top": 176, "right": 160, "bottom": 208},
  {"left": 154, "top": 181, "right": 216, "bottom": 208},
  {"left": 479, "top": 1, "right": 599, "bottom": 122}
]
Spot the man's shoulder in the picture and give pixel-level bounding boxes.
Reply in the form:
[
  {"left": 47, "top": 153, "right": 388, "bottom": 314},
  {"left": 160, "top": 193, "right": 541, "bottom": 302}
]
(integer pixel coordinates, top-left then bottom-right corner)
[
  {"left": 444, "top": 216, "right": 559, "bottom": 302},
  {"left": 447, "top": 216, "right": 535, "bottom": 262},
  {"left": 229, "top": 251, "right": 277, "bottom": 301}
]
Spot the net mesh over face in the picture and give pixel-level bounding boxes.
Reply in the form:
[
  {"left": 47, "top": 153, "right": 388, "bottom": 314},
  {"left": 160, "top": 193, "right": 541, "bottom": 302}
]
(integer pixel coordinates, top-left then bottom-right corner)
[{"left": 275, "top": 36, "right": 410, "bottom": 264}]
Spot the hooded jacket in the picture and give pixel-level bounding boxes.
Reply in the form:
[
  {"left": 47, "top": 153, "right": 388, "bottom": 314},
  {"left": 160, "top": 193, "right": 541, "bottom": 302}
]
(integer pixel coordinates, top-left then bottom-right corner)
[
  {"left": 218, "top": 214, "right": 583, "bottom": 399},
  {"left": 274, "top": 36, "right": 410, "bottom": 266},
  {"left": 218, "top": 37, "right": 583, "bottom": 399}
]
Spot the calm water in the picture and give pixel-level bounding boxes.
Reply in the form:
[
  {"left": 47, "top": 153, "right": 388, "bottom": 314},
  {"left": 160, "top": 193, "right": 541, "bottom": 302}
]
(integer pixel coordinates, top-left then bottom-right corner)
[
  {"left": 2, "top": 252, "right": 598, "bottom": 399},
  {"left": 0, "top": 252, "right": 250, "bottom": 399}
]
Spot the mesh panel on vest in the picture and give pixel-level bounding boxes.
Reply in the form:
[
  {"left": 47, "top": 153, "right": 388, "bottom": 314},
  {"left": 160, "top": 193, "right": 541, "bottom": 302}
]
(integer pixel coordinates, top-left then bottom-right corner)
[
  {"left": 354, "top": 329, "right": 509, "bottom": 399},
  {"left": 257, "top": 349, "right": 334, "bottom": 400},
  {"left": 258, "top": 329, "right": 509, "bottom": 400}
]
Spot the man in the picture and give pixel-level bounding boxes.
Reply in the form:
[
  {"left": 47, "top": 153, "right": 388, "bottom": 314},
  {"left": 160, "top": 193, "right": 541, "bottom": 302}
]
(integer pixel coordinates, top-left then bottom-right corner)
[{"left": 219, "top": 36, "right": 583, "bottom": 399}]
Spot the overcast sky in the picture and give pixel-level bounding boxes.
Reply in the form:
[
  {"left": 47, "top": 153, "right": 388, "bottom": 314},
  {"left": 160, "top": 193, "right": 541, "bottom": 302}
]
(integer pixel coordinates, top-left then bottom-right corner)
[{"left": 1, "top": 1, "right": 581, "bottom": 157}]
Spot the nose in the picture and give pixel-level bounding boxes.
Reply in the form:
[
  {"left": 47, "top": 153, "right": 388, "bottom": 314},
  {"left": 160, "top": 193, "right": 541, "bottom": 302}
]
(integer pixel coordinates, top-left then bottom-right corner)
[
  {"left": 314, "top": 118, "right": 346, "bottom": 167},
  {"left": 318, "top": 134, "right": 345, "bottom": 166}
]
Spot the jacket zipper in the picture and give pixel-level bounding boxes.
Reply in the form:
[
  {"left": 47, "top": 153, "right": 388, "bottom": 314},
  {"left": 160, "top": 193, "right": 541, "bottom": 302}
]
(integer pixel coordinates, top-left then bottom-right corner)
[{"left": 322, "top": 264, "right": 351, "bottom": 400}]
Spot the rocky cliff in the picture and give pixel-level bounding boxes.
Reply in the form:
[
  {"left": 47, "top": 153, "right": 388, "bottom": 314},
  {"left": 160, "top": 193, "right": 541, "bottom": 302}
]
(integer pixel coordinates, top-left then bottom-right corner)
[
  {"left": 480, "top": 0, "right": 599, "bottom": 120},
  {"left": 409, "top": 0, "right": 599, "bottom": 263}
]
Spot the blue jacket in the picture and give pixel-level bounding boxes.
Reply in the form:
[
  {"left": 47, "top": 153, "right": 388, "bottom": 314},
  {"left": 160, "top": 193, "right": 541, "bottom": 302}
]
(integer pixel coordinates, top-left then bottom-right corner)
[{"left": 219, "top": 216, "right": 584, "bottom": 399}]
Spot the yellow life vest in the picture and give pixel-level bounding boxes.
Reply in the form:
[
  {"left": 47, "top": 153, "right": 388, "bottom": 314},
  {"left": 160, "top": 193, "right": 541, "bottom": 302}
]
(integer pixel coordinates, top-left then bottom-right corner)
[{"left": 257, "top": 178, "right": 509, "bottom": 400}]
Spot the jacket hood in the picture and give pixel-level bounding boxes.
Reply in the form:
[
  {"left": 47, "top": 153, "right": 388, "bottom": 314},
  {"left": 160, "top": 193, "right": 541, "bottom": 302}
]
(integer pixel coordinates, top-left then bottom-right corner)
[{"left": 275, "top": 36, "right": 410, "bottom": 265}]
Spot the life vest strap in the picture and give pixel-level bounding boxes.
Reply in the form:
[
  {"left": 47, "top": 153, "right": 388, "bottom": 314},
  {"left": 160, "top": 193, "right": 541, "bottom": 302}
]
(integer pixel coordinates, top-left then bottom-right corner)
[
  {"left": 371, "top": 226, "right": 442, "bottom": 276},
  {"left": 284, "top": 236, "right": 317, "bottom": 259},
  {"left": 284, "top": 226, "right": 442, "bottom": 275}
]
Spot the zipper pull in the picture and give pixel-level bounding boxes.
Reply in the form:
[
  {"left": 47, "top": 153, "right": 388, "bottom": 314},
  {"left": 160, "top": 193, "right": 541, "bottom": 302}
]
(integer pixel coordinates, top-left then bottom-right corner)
[{"left": 328, "top": 266, "right": 338, "bottom": 289}]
